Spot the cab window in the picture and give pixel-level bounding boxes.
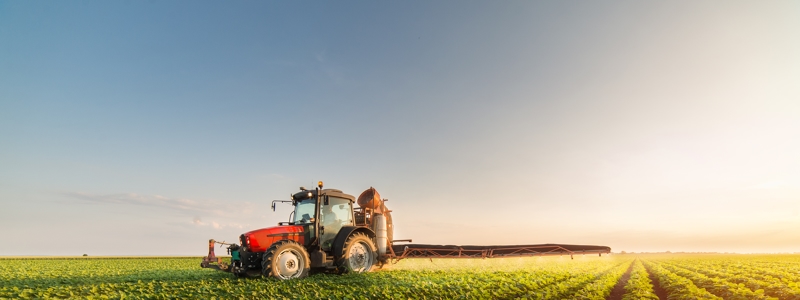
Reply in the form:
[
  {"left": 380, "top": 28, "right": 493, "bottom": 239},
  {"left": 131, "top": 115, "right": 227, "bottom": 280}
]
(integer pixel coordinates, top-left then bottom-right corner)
[{"left": 320, "top": 197, "right": 353, "bottom": 250}]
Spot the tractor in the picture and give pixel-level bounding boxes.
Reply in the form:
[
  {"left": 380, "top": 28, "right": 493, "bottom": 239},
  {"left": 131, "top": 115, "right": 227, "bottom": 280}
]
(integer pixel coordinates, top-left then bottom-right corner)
[{"left": 202, "top": 181, "right": 393, "bottom": 279}]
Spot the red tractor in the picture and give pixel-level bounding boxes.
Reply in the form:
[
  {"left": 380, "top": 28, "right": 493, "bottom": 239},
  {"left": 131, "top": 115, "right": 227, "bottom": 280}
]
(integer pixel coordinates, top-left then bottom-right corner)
[{"left": 202, "top": 181, "right": 611, "bottom": 279}]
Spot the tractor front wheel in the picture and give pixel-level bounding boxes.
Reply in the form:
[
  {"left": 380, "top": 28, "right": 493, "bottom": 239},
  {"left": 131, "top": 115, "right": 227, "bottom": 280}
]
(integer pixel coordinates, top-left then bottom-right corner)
[
  {"left": 262, "top": 240, "right": 310, "bottom": 280},
  {"left": 337, "top": 232, "right": 377, "bottom": 273}
]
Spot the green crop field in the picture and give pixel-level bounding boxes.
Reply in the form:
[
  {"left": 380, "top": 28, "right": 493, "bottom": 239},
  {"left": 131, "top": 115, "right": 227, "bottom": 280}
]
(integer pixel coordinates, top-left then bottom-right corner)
[{"left": 2, "top": 254, "right": 800, "bottom": 299}]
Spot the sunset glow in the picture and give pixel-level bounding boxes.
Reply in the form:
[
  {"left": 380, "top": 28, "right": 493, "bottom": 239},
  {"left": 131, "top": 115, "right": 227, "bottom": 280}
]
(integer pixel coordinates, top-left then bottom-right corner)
[{"left": 1, "top": 1, "right": 798, "bottom": 255}]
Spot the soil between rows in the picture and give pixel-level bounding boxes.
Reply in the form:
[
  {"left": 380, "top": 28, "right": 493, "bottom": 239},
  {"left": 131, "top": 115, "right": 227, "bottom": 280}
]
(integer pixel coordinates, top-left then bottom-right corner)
[
  {"left": 606, "top": 260, "right": 634, "bottom": 300},
  {"left": 643, "top": 262, "right": 669, "bottom": 300}
]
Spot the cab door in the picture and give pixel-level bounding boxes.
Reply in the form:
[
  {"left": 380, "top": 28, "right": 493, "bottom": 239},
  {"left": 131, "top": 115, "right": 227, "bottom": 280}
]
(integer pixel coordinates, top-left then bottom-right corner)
[{"left": 319, "top": 196, "right": 354, "bottom": 251}]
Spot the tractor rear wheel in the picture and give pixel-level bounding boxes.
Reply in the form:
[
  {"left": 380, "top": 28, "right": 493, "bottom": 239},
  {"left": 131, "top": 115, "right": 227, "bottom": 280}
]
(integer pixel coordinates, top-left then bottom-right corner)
[
  {"left": 261, "top": 240, "right": 310, "bottom": 280},
  {"left": 337, "top": 232, "right": 377, "bottom": 273}
]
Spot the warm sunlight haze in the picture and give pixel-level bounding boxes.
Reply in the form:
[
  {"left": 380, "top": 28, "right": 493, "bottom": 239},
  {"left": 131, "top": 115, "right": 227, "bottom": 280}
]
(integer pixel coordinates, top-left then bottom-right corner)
[{"left": 1, "top": 1, "right": 798, "bottom": 256}]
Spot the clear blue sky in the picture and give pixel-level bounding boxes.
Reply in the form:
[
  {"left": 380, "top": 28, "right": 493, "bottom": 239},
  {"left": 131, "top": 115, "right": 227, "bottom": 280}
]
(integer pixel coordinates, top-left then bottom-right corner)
[{"left": 1, "top": 1, "right": 799, "bottom": 255}]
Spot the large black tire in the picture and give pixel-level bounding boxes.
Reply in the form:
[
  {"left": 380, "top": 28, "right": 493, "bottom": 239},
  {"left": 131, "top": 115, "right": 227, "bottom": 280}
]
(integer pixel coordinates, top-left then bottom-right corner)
[
  {"left": 337, "top": 232, "right": 377, "bottom": 273},
  {"left": 261, "top": 240, "right": 311, "bottom": 280}
]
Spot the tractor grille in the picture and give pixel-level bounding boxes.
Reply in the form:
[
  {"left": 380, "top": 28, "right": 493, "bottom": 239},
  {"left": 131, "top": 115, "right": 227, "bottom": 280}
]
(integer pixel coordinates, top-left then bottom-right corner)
[{"left": 239, "top": 250, "right": 261, "bottom": 269}]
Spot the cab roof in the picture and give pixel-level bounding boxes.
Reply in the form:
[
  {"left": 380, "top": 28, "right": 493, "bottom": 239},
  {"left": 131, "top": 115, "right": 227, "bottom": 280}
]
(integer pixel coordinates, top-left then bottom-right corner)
[
  {"left": 321, "top": 189, "right": 356, "bottom": 202},
  {"left": 292, "top": 188, "right": 355, "bottom": 202}
]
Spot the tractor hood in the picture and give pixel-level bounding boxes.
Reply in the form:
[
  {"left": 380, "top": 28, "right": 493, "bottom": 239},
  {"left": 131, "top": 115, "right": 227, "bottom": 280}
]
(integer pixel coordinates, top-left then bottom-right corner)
[{"left": 241, "top": 225, "right": 305, "bottom": 253}]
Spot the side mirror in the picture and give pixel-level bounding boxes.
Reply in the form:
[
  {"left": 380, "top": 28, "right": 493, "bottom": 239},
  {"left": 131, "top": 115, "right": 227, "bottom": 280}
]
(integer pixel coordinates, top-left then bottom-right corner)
[{"left": 271, "top": 200, "right": 293, "bottom": 212}]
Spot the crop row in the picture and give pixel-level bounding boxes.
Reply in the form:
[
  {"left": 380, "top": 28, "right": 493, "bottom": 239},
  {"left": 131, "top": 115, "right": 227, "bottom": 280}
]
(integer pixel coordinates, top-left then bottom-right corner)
[
  {"left": 657, "top": 256, "right": 800, "bottom": 288},
  {"left": 659, "top": 260, "right": 800, "bottom": 299},
  {"left": 654, "top": 260, "right": 777, "bottom": 299},
  {"left": 7, "top": 255, "right": 797, "bottom": 299},
  {"left": 641, "top": 259, "right": 721, "bottom": 300},
  {"left": 520, "top": 260, "right": 630, "bottom": 299},
  {"left": 0, "top": 256, "right": 630, "bottom": 299},
  {"left": 621, "top": 260, "right": 658, "bottom": 300}
]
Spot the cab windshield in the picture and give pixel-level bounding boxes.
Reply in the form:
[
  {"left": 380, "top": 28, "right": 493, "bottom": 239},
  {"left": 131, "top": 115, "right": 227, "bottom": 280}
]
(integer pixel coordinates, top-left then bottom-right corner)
[{"left": 293, "top": 199, "right": 316, "bottom": 224}]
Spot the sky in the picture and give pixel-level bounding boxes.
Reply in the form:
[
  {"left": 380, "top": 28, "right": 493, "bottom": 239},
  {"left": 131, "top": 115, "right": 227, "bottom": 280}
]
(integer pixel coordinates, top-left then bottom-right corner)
[{"left": 1, "top": 1, "right": 799, "bottom": 255}]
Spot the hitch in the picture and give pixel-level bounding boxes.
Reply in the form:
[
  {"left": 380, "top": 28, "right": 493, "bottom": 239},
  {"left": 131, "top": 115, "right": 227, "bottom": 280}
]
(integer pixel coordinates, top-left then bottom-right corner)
[{"left": 200, "top": 239, "right": 234, "bottom": 271}]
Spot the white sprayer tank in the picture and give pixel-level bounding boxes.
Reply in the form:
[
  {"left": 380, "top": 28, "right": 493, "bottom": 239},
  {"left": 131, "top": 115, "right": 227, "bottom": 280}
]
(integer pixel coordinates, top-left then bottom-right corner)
[{"left": 374, "top": 213, "right": 387, "bottom": 257}]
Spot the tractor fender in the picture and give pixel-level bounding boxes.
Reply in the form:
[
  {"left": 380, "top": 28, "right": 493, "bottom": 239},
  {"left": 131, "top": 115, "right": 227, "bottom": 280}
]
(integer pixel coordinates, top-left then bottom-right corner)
[{"left": 332, "top": 226, "right": 375, "bottom": 258}]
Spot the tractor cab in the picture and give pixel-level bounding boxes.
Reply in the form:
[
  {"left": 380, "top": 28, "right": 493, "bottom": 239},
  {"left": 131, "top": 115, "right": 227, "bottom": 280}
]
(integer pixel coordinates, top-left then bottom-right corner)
[{"left": 287, "top": 187, "right": 356, "bottom": 251}]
